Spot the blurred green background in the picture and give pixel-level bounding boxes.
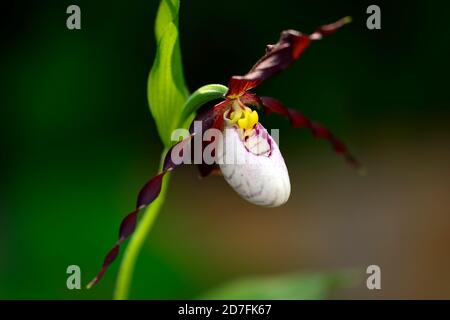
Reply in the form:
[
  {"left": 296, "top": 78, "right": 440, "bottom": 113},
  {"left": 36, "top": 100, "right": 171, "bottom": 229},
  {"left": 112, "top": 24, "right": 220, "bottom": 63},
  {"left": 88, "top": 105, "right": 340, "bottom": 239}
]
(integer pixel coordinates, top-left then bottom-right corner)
[{"left": 1, "top": 0, "right": 449, "bottom": 299}]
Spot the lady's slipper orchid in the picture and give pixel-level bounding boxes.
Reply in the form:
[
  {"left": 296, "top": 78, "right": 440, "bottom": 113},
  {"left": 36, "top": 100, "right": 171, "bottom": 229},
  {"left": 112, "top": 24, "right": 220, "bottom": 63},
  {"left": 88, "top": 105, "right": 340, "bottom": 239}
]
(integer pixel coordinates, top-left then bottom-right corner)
[{"left": 87, "top": 16, "right": 361, "bottom": 288}]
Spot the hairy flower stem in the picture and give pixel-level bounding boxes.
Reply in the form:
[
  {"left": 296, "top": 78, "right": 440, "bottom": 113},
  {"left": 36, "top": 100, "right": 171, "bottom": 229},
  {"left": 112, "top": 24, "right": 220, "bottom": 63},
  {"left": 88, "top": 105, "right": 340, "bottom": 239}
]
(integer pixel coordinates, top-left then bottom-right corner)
[{"left": 114, "top": 148, "right": 170, "bottom": 300}]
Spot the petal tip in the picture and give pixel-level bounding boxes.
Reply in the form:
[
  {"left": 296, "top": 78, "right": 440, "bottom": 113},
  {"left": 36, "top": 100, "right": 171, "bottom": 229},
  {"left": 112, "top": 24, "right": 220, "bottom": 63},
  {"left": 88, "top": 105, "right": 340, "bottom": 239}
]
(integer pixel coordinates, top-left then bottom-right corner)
[{"left": 343, "top": 16, "right": 352, "bottom": 24}]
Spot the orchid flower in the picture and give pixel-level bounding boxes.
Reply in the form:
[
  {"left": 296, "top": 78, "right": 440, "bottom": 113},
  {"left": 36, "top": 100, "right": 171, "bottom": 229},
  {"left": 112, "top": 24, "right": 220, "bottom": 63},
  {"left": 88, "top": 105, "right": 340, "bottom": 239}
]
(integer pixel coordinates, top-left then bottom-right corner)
[{"left": 87, "top": 15, "right": 361, "bottom": 291}]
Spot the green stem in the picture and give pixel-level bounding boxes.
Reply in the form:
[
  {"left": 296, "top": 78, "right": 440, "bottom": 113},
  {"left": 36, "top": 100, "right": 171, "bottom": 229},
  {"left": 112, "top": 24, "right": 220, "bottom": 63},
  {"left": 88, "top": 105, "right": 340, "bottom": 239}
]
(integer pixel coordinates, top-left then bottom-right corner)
[
  {"left": 113, "top": 148, "right": 170, "bottom": 300},
  {"left": 113, "top": 84, "right": 227, "bottom": 300}
]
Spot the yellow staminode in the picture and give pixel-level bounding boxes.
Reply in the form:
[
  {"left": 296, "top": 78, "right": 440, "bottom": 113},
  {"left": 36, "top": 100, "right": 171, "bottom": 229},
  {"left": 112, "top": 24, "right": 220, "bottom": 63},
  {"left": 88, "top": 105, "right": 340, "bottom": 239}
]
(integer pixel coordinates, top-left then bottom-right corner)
[
  {"left": 228, "top": 109, "right": 243, "bottom": 124},
  {"left": 232, "top": 107, "right": 258, "bottom": 130}
]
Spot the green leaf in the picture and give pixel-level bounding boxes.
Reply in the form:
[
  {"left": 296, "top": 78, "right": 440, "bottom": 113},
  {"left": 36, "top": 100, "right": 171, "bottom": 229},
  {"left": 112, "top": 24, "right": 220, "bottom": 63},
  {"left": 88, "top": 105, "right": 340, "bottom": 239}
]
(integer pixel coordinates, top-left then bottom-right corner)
[
  {"left": 200, "top": 271, "right": 356, "bottom": 300},
  {"left": 148, "top": 0, "right": 189, "bottom": 147}
]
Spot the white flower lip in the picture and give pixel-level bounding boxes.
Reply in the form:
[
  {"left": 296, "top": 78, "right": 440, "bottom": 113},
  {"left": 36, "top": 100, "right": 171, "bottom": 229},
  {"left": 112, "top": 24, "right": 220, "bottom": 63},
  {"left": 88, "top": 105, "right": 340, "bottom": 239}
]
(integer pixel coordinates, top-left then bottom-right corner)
[{"left": 217, "top": 123, "right": 291, "bottom": 207}]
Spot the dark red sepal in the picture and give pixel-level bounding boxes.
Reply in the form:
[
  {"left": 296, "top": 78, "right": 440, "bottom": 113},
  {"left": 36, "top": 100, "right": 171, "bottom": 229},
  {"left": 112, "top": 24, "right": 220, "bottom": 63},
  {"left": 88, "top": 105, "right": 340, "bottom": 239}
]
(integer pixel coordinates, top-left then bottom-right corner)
[{"left": 227, "top": 17, "right": 351, "bottom": 97}]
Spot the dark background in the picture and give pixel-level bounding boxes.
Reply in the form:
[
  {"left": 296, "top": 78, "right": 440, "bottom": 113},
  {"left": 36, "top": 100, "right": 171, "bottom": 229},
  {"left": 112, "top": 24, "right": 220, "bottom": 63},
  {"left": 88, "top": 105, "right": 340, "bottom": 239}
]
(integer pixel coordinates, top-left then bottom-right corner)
[{"left": 1, "top": 0, "right": 449, "bottom": 299}]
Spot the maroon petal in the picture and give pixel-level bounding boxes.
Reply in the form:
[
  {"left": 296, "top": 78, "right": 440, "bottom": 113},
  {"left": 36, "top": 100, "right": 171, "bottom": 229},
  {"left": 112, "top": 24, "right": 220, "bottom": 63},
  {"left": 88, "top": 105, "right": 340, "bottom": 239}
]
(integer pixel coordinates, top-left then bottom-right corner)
[
  {"left": 163, "top": 135, "right": 196, "bottom": 172},
  {"left": 87, "top": 135, "right": 194, "bottom": 289},
  {"left": 86, "top": 245, "right": 120, "bottom": 289},
  {"left": 119, "top": 210, "right": 139, "bottom": 241},
  {"left": 260, "top": 96, "right": 362, "bottom": 170},
  {"left": 136, "top": 173, "right": 166, "bottom": 209},
  {"left": 187, "top": 99, "right": 232, "bottom": 136},
  {"left": 189, "top": 100, "right": 231, "bottom": 177},
  {"left": 227, "top": 17, "right": 351, "bottom": 97}
]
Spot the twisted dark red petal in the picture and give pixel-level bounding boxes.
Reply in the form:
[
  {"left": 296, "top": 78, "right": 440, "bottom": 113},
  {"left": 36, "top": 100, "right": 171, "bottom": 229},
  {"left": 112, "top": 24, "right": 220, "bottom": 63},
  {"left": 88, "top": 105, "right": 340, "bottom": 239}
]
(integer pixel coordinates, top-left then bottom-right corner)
[
  {"left": 87, "top": 135, "right": 193, "bottom": 289},
  {"left": 227, "top": 17, "right": 351, "bottom": 97},
  {"left": 86, "top": 245, "right": 120, "bottom": 290},
  {"left": 136, "top": 173, "right": 165, "bottom": 209},
  {"left": 119, "top": 210, "right": 139, "bottom": 241},
  {"left": 259, "top": 96, "right": 362, "bottom": 169}
]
